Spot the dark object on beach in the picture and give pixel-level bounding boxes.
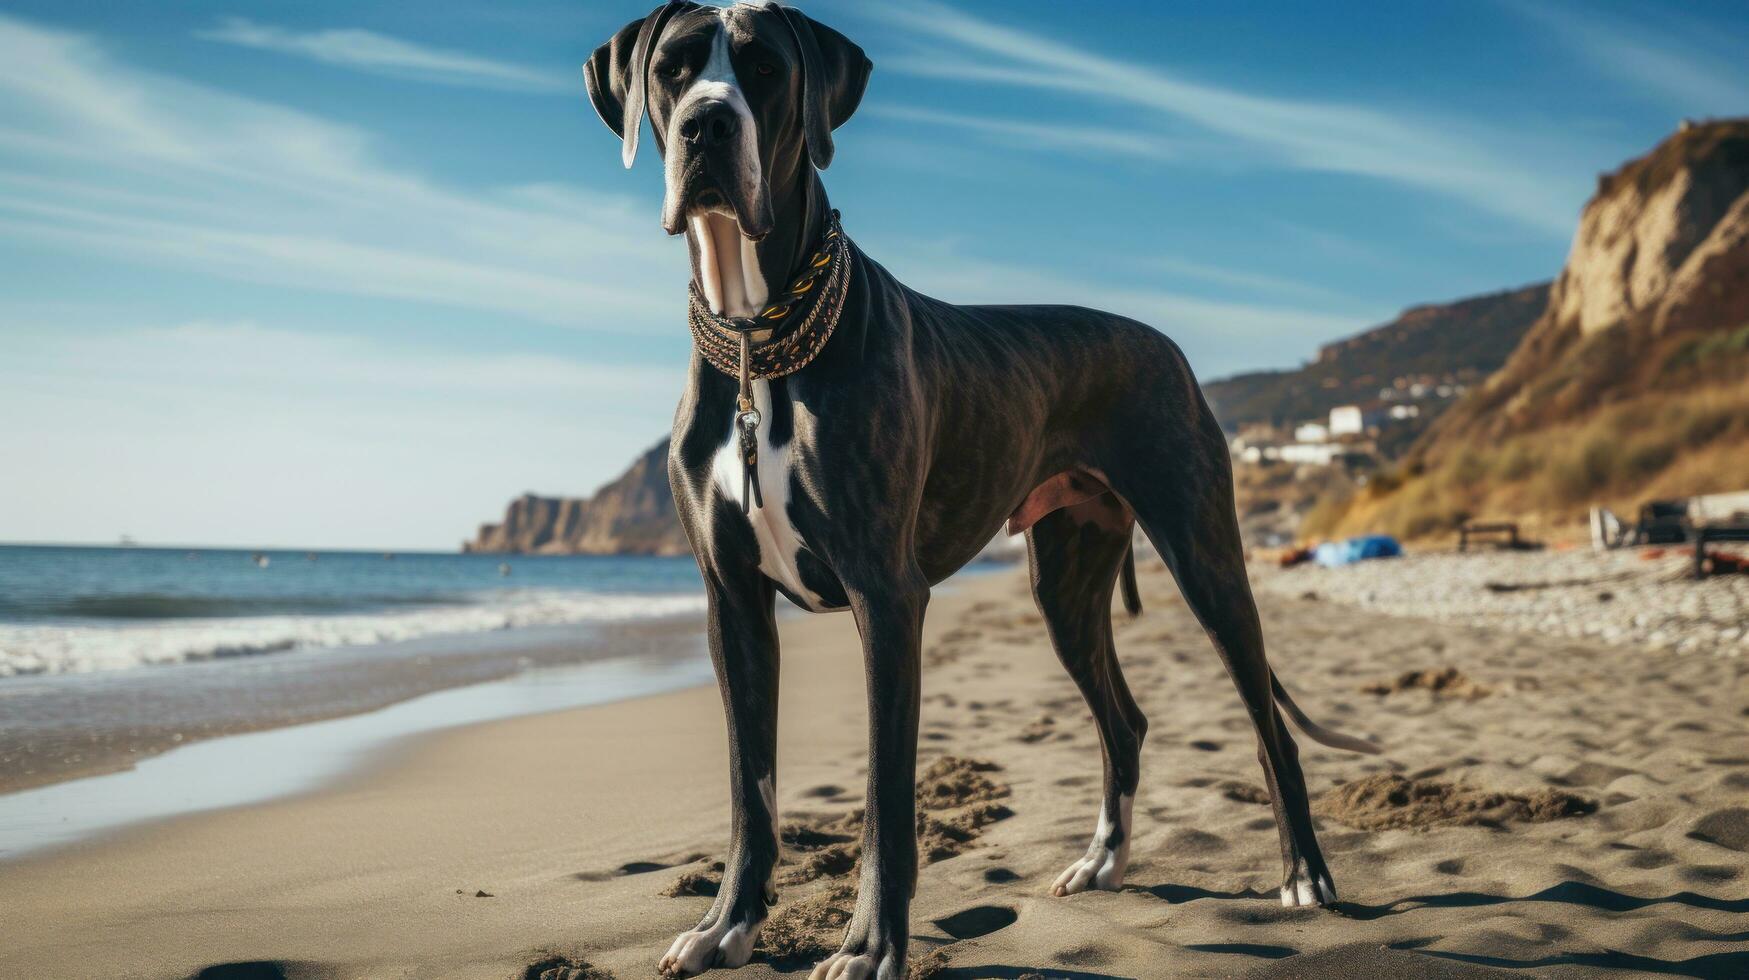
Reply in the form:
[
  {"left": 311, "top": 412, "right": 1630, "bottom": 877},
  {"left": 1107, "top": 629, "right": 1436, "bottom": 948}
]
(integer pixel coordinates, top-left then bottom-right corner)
[
  {"left": 1594, "top": 500, "right": 1696, "bottom": 549},
  {"left": 474, "top": 889, "right": 494, "bottom": 898},
  {"left": 1637, "top": 500, "right": 1692, "bottom": 545},
  {"left": 1458, "top": 521, "right": 1539, "bottom": 552},
  {"left": 1694, "top": 524, "right": 1749, "bottom": 578},
  {"left": 1278, "top": 545, "right": 1314, "bottom": 568},
  {"left": 1314, "top": 534, "right": 1403, "bottom": 566},
  {"left": 1361, "top": 666, "right": 1493, "bottom": 700}
]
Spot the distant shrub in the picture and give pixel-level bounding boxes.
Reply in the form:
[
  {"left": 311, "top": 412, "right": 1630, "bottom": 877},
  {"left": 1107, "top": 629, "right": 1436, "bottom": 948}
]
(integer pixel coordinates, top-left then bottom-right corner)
[
  {"left": 1493, "top": 441, "right": 1538, "bottom": 482},
  {"left": 1366, "top": 467, "right": 1405, "bottom": 497},
  {"left": 1680, "top": 400, "right": 1739, "bottom": 446},
  {"left": 1301, "top": 489, "right": 1355, "bottom": 538},
  {"left": 1620, "top": 439, "right": 1676, "bottom": 484},
  {"left": 1556, "top": 435, "right": 1617, "bottom": 502},
  {"left": 1450, "top": 449, "right": 1490, "bottom": 488}
]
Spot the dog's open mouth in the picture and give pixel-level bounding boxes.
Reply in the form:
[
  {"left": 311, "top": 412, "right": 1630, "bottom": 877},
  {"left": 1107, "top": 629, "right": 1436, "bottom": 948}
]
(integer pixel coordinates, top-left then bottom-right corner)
[
  {"left": 691, "top": 185, "right": 728, "bottom": 212},
  {"left": 689, "top": 199, "right": 768, "bottom": 319}
]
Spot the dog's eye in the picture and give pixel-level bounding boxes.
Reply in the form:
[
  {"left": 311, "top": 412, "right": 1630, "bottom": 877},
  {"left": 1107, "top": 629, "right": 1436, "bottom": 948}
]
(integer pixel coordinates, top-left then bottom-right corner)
[
  {"left": 657, "top": 61, "right": 684, "bottom": 79},
  {"left": 755, "top": 62, "right": 775, "bottom": 77}
]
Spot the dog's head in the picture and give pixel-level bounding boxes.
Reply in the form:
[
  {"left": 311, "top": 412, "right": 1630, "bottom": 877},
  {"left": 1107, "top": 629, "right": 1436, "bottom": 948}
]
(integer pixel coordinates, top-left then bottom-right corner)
[{"left": 586, "top": 1, "right": 871, "bottom": 241}]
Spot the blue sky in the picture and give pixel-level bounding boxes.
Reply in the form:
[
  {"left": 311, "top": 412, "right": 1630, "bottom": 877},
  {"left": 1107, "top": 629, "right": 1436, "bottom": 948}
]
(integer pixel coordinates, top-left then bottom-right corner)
[{"left": 1, "top": 0, "right": 1745, "bottom": 549}]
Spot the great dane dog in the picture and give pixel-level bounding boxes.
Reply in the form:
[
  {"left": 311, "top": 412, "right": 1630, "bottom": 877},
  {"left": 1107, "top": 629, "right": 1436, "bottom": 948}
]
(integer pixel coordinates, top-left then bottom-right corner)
[{"left": 584, "top": 4, "right": 1377, "bottom": 977}]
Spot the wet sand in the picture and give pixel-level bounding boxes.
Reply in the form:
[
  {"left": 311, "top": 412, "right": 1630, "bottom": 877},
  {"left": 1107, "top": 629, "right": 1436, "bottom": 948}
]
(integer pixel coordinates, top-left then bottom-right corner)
[
  {"left": 3, "top": 561, "right": 1746, "bottom": 979},
  {"left": 0, "top": 615, "right": 704, "bottom": 794}
]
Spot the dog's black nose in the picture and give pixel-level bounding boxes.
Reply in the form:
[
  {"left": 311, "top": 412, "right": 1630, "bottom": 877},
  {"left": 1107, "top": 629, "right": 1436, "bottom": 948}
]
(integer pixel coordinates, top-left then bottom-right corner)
[{"left": 678, "top": 102, "right": 738, "bottom": 148}]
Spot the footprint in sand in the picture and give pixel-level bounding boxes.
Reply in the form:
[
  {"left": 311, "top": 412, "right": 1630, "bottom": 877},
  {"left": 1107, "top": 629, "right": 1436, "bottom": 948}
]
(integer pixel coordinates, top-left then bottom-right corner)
[
  {"left": 572, "top": 856, "right": 701, "bottom": 882},
  {"left": 1163, "top": 828, "right": 1228, "bottom": 854},
  {"left": 1689, "top": 807, "right": 1749, "bottom": 851},
  {"left": 188, "top": 962, "right": 328, "bottom": 980},
  {"left": 1054, "top": 942, "right": 1117, "bottom": 967},
  {"left": 1681, "top": 864, "right": 1741, "bottom": 884},
  {"left": 931, "top": 904, "right": 1018, "bottom": 940}
]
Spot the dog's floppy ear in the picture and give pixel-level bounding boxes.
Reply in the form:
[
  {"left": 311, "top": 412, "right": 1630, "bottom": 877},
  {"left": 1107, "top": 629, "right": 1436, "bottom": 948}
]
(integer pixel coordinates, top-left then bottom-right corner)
[
  {"left": 774, "top": 5, "right": 873, "bottom": 170},
  {"left": 585, "top": 1, "right": 693, "bottom": 169}
]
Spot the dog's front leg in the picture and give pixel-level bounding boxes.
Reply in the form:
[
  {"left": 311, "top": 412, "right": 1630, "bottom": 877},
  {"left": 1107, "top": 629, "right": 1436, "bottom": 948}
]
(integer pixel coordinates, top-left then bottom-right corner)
[
  {"left": 811, "top": 575, "right": 928, "bottom": 980},
  {"left": 659, "top": 569, "right": 780, "bottom": 979}
]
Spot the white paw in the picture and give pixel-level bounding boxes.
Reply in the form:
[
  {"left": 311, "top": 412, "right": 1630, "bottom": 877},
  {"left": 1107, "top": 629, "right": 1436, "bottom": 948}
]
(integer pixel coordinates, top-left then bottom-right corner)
[
  {"left": 658, "top": 919, "right": 758, "bottom": 978},
  {"left": 1278, "top": 861, "right": 1337, "bottom": 908},
  {"left": 1050, "top": 794, "right": 1132, "bottom": 896},
  {"left": 808, "top": 949, "right": 899, "bottom": 980},
  {"left": 1050, "top": 845, "right": 1127, "bottom": 896}
]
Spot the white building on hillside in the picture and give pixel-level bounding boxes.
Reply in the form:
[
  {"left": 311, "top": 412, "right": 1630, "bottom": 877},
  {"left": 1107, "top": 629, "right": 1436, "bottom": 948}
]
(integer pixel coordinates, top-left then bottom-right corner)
[{"left": 1330, "top": 403, "right": 1387, "bottom": 436}]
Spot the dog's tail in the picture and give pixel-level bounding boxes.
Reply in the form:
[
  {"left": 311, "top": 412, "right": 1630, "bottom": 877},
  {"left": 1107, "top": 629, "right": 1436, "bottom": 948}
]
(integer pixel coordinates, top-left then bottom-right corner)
[
  {"left": 1119, "top": 542, "right": 1143, "bottom": 617},
  {"left": 1271, "top": 672, "right": 1382, "bottom": 755}
]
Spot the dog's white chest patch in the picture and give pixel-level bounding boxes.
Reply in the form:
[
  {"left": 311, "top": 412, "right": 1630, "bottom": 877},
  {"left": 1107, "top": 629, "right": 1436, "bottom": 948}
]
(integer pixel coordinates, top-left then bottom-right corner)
[{"left": 710, "top": 381, "right": 839, "bottom": 613}]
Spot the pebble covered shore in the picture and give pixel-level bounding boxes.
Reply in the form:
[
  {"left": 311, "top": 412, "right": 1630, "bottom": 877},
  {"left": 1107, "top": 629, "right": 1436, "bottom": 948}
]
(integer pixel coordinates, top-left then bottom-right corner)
[{"left": 1253, "top": 545, "right": 1749, "bottom": 657}]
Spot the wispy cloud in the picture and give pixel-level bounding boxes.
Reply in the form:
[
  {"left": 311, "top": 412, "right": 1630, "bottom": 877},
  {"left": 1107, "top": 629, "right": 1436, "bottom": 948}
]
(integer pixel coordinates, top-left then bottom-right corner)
[
  {"left": 1507, "top": 1, "right": 1749, "bottom": 116},
  {"left": 869, "top": 237, "right": 1379, "bottom": 378},
  {"left": 197, "top": 17, "right": 569, "bottom": 93},
  {"left": 865, "top": 1, "right": 1581, "bottom": 234},
  {"left": 0, "top": 13, "right": 670, "bottom": 329},
  {"left": 866, "top": 103, "right": 1181, "bottom": 162},
  {"left": 1143, "top": 255, "right": 1352, "bottom": 306}
]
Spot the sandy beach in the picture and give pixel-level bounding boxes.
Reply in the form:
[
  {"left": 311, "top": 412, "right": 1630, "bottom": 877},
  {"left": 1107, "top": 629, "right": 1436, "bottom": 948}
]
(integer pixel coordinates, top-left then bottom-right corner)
[{"left": 4, "top": 556, "right": 1747, "bottom": 979}]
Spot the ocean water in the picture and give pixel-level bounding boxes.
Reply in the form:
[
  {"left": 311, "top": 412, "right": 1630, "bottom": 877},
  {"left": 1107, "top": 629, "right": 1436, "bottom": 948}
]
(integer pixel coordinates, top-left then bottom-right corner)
[{"left": 0, "top": 545, "right": 704, "bottom": 676}]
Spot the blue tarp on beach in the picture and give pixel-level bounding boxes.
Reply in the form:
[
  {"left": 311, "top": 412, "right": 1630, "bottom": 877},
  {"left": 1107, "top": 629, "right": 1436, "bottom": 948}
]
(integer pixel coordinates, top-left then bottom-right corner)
[{"left": 1313, "top": 535, "right": 1403, "bottom": 567}]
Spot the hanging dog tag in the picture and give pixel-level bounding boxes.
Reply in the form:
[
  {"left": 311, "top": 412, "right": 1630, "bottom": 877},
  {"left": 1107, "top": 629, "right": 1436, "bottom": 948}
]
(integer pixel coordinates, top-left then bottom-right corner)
[
  {"left": 735, "top": 331, "right": 762, "bottom": 514},
  {"left": 738, "top": 403, "right": 763, "bottom": 514}
]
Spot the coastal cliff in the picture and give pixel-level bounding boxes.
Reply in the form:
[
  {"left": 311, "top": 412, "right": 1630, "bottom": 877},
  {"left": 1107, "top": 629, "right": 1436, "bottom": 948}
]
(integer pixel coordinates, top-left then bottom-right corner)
[
  {"left": 1319, "top": 119, "right": 1749, "bottom": 538},
  {"left": 463, "top": 440, "right": 688, "bottom": 556}
]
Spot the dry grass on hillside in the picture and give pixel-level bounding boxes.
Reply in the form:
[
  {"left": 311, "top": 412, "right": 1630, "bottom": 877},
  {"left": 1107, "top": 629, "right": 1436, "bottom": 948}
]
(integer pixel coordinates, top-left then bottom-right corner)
[{"left": 1305, "top": 379, "right": 1749, "bottom": 542}]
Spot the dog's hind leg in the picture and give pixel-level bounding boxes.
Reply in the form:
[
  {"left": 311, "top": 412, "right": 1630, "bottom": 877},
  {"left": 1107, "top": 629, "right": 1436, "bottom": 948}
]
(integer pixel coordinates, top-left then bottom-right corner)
[
  {"left": 1027, "top": 506, "right": 1148, "bottom": 896},
  {"left": 1111, "top": 408, "right": 1338, "bottom": 909}
]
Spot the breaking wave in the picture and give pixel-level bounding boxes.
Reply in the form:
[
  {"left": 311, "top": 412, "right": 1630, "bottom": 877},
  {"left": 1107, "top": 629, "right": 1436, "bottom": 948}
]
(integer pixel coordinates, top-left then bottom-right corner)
[{"left": 0, "top": 590, "right": 705, "bottom": 677}]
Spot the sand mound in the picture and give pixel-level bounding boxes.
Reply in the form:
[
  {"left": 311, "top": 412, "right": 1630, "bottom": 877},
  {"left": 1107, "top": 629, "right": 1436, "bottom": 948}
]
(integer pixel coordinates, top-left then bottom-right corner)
[
  {"left": 1689, "top": 807, "right": 1749, "bottom": 851},
  {"left": 523, "top": 955, "right": 615, "bottom": 980},
  {"left": 905, "top": 948, "right": 952, "bottom": 980},
  {"left": 1316, "top": 774, "right": 1596, "bottom": 830},
  {"left": 699, "top": 762, "right": 1015, "bottom": 892},
  {"left": 916, "top": 756, "right": 1007, "bottom": 809},
  {"left": 1362, "top": 667, "right": 1492, "bottom": 700},
  {"left": 756, "top": 884, "right": 856, "bottom": 963},
  {"left": 658, "top": 861, "right": 722, "bottom": 898},
  {"left": 1016, "top": 715, "right": 1056, "bottom": 743},
  {"left": 1222, "top": 780, "right": 1272, "bottom": 805}
]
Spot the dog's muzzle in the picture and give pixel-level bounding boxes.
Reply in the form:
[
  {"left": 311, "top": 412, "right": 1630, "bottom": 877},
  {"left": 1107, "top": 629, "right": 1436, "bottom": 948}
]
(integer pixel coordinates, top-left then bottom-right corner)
[{"left": 662, "top": 100, "right": 772, "bottom": 241}]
